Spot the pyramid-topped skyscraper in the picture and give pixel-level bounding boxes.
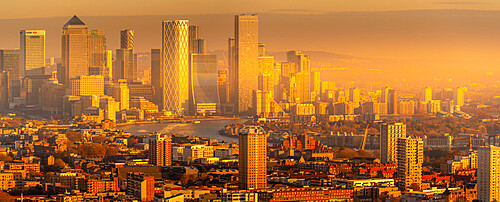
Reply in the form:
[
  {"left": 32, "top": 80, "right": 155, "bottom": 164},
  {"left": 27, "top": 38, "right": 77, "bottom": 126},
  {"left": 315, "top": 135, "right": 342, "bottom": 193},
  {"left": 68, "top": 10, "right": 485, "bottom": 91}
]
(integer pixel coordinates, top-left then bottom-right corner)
[{"left": 59, "top": 15, "right": 88, "bottom": 85}]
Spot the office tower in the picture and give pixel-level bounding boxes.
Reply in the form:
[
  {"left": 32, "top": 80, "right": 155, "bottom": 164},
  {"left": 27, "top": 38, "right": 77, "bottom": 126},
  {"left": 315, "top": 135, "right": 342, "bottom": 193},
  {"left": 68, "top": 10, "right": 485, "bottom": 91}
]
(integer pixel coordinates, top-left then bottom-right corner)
[
  {"left": 0, "top": 50, "right": 20, "bottom": 81},
  {"left": 61, "top": 16, "right": 88, "bottom": 85},
  {"left": 20, "top": 30, "right": 45, "bottom": 76},
  {"left": 478, "top": 146, "right": 500, "bottom": 201},
  {"left": 99, "top": 96, "right": 119, "bottom": 121},
  {"left": 161, "top": 20, "right": 189, "bottom": 115},
  {"left": 88, "top": 29, "right": 106, "bottom": 69},
  {"left": 188, "top": 25, "right": 199, "bottom": 53},
  {"left": 0, "top": 72, "right": 8, "bottom": 110},
  {"left": 287, "top": 51, "right": 310, "bottom": 73},
  {"left": 380, "top": 123, "right": 406, "bottom": 164},
  {"left": 120, "top": 29, "right": 134, "bottom": 49},
  {"left": 387, "top": 89, "right": 398, "bottom": 114},
  {"left": 192, "top": 39, "right": 206, "bottom": 55},
  {"left": 115, "top": 49, "right": 137, "bottom": 82},
  {"left": 397, "top": 136, "right": 423, "bottom": 191},
  {"left": 310, "top": 71, "right": 321, "bottom": 99},
  {"left": 25, "top": 75, "right": 51, "bottom": 106},
  {"left": 70, "top": 75, "right": 104, "bottom": 96},
  {"left": 40, "top": 79, "right": 65, "bottom": 114},
  {"left": 148, "top": 133, "right": 172, "bottom": 166},
  {"left": 258, "top": 43, "right": 265, "bottom": 57},
  {"left": 126, "top": 172, "right": 155, "bottom": 202},
  {"left": 234, "top": 14, "right": 259, "bottom": 114},
  {"left": 381, "top": 87, "right": 391, "bottom": 103},
  {"left": 228, "top": 37, "right": 236, "bottom": 112},
  {"left": 258, "top": 56, "right": 275, "bottom": 99},
  {"left": 349, "top": 87, "right": 361, "bottom": 103},
  {"left": 239, "top": 126, "right": 267, "bottom": 190},
  {"left": 112, "top": 79, "right": 129, "bottom": 110},
  {"left": 0, "top": 50, "right": 21, "bottom": 100},
  {"left": 218, "top": 69, "right": 229, "bottom": 104},
  {"left": 454, "top": 87, "right": 466, "bottom": 106},
  {"left": 295, "top": 71, "right": 311, "bottom": 103},
  {"left": 273, "top": 64, "right": 282, "bottom": 102},
  {"left": 422, "top": 87, "right": 432, "bottom": 102},
  {"left": 189, "top": 54, "right": 219, "bottom": 116},
  {"left": 151, "top": 49, "right": 162, "bottom": 107},
  {"left": 106, "top": 50, "right": 113, "bottom": 81}
]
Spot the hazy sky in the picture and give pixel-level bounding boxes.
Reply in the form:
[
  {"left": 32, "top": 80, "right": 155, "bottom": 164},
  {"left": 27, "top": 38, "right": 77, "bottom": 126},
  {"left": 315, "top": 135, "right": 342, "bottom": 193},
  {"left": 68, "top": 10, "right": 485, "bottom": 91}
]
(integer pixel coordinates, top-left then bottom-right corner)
[{"left": 1, "top": 0, "right": 499, "bottom": 19}]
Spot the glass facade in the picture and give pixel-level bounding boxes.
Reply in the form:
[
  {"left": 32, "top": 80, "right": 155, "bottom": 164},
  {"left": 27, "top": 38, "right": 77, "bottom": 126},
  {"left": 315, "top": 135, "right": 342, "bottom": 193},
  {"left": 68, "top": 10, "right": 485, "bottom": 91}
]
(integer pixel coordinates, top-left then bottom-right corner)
[
  {"left": 162, "top": 20, "right": 189, "bottom": 116},
  {"left": 189, "top": 54, "right": 219, "bottom": 115},
  {"left": 20, "top": 30, "right": 45, "bottom": 76}
]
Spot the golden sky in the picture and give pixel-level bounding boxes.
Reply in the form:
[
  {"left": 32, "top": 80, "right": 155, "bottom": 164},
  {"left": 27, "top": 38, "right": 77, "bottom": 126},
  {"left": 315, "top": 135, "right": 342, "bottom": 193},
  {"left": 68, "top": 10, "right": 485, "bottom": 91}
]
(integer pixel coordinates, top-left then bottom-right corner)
[{"left": 1, "top": 0, "right": 498, "bottom": 19}]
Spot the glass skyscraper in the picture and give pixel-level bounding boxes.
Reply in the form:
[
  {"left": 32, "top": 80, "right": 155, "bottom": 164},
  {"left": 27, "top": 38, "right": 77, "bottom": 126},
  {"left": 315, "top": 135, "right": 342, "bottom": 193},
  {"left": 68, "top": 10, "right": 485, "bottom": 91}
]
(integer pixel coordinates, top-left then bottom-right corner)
[
  {"left": 234, "top": 14, "right": 258, "bottom": 114},
  {"left": 162, "top": 20, "right": 189, "bottom": 116},
  {"left": 20, "top": 30, "right": 45, "bottom": 76},
  {"left": 61, "top": 15, "right": 88, "bottom": 85},
  {"left": 189, "top": 54, "right": 219, "bottom": 115}
]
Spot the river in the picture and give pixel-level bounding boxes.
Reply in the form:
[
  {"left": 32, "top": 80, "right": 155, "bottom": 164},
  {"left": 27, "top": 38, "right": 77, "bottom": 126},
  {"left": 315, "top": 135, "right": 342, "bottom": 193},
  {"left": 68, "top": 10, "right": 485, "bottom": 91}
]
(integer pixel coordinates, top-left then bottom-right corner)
[{"left": 116, "top": 119, "right": 248, "bottom": 143}]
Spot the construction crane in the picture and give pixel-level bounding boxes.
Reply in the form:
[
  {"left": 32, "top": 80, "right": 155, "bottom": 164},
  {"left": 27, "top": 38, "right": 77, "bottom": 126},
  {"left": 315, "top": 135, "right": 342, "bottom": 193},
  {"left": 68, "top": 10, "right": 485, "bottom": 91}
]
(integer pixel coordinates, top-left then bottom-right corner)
[{"left": 359, "top": 124, "right": 370, "bottom": 150}]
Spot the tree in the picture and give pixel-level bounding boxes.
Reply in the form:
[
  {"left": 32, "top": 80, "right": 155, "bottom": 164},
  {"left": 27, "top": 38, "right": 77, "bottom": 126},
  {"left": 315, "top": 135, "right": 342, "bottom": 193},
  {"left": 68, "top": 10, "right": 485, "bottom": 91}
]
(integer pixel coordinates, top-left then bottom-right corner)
[
  {"left": 0, "top": 154, "right": 13, "bottom": 162},
  {"left": 54, "top": 158, "right": 66, "bottom": 168}
]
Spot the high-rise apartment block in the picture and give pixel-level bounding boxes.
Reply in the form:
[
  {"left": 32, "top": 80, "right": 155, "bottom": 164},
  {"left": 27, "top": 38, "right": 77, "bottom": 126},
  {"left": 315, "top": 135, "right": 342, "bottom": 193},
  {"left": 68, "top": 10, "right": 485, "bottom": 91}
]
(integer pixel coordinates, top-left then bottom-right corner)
[
  {"left": 422, "top": 87, "right": 432, "bottom": 102},
  {"left": 478, "top": 146, "right": 500, "bottom": 201},
  {"left": 239, "top": 126, "right": 267, "bottom": 190},
  {"left": 148, "top": 133, "right": 172, "bottom": 166},
  {"left": 126, "top": 172, "right": 154, "bottom": 202},
  {"left": 397, "top": 136, "right": 423, "bottom": 191},
  {"left": 380, "top": 123, "right": 406, "bottom": 164},
  {"left": 20, "top": 30, "right": 45, "bottom": 76},
  {"left": 162, "top": 20, "right": 189, "bottom": 116},
  {"left": 61, "top": 16, "right": 88, "bottom": 85},
  {"left": 234, "top": 14, "right": 258, "bottom": 114}
]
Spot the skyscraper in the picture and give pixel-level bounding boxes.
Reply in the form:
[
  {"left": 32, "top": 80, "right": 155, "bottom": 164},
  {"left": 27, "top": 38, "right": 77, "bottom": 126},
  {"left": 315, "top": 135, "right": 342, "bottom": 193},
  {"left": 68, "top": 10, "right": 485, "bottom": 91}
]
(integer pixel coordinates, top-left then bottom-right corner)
[
  {"left": 422, "top": 87, "right": 433, "bottom": 102},
  {"left": 0, "top": 50, "right": 21, "bottom": 99},
  {"left": 189, "top": 54, "right": 219, "bottom": 115},
  {"left": 115, "top": 49, "right": 137, "bottom": 82},
  {"left": 397, "top": 136, "right": 423, "bottom": 191},
  {"left": 287, "top": 51, "right": 311, "bottom": 73},
  {"left": 120, "top": 29, "right": 134, "bottom": 49},
  {"left": 228, "top": 37, "right": 236, "bottom": 113},
  {"left": 234, "top": 14, "right": 259, "bottom": 114},
  {"left": 387, "top": 89, "right": 398, "bottom": 114},
  {"left": 112, "top": 79, "right": 129, "bottom": 110},
  {"left": 478, "top": 145, "right": 500, "bottom": 201},
  {"left": 239, "top": 126, "right": 267, "bottom": 190},
  {"left": 151, "top": 49, "right": 162, "bottom": 107},
  {"left": 454, "top": 87, "right": 466, "bottom": 106},
  {"left": 61, "top": 16, "right": 88, "bottom": 85},
  {"left": 189, "top": 25, "right": 200, "bottom": 54},
  {"left": 0, "top": 72, "right": 9, "bottom": 110},
  {"left": 106, "top": 50, "right": 113, "bottom": 81},
  {"left": 162, "top": 20, "right": 189, "bottom": 116},
  {"left": 88, "top": 29, "right": 107, "bottom": 69},
  {"left": 349, "top": 87, "right": 361, "bottom": 103},
  {"left": 148, "top": 133, "right": 172, "bottom": 166},
  {"left": 380, "top": 123, "right": 406, "bottom": 164},
  {"left": 116, "top": 29, "right": 137, "bottom": 82},
  {"left": 20, "top": 30, "right": 45, "bottom": 76}
]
